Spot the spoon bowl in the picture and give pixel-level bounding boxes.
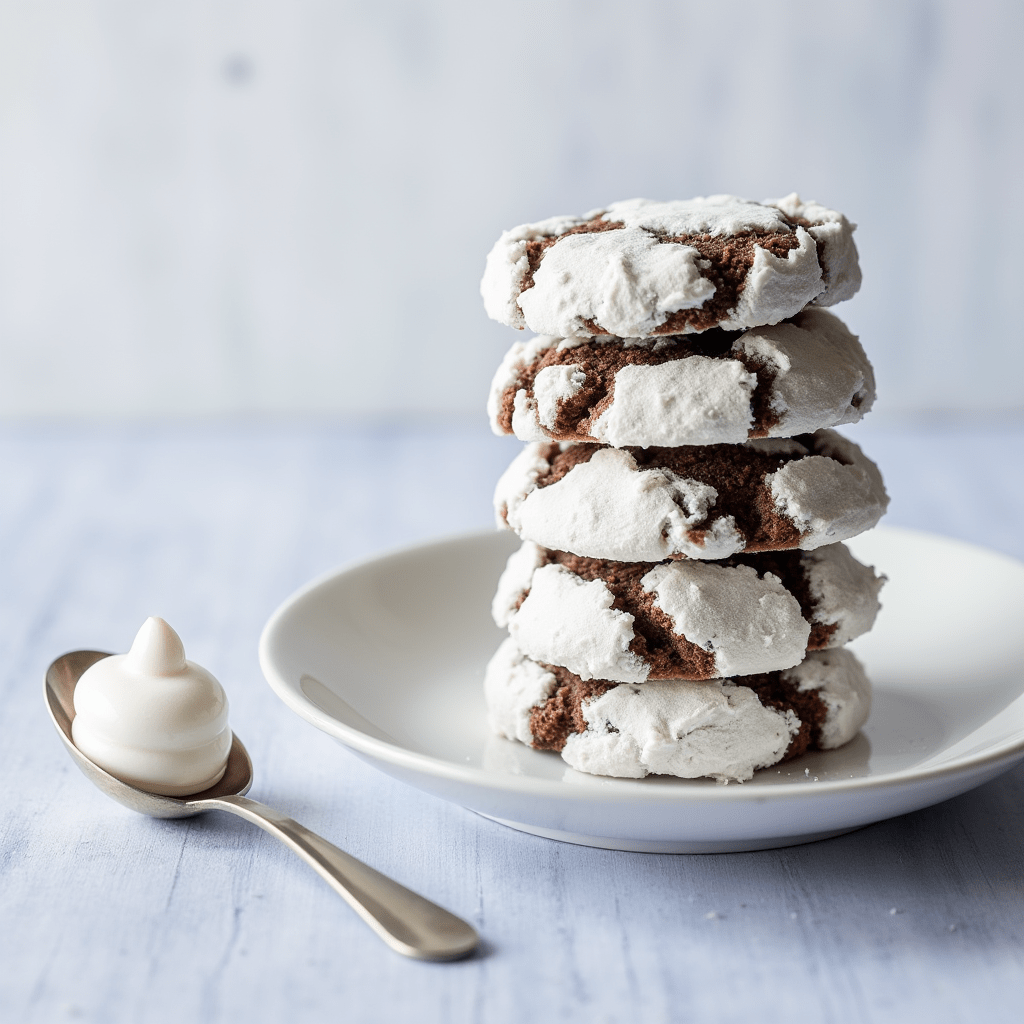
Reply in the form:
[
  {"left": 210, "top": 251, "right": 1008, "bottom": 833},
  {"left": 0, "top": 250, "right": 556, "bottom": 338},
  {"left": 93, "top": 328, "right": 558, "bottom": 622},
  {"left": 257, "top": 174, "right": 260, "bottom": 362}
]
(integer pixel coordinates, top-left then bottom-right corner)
[
  {"left": 44, "top": 650, "right": 479, "bottom": 961},
  {"left": 46, "top": 650, "right": 253, "bottom": 819}
]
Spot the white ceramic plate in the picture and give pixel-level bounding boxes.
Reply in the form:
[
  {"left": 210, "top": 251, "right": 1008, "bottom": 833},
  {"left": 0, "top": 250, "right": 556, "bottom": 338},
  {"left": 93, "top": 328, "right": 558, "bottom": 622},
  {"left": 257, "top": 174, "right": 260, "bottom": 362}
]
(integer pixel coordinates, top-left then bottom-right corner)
[{"left": 259, "top": 526, "right": 1024, "bottom": 853}]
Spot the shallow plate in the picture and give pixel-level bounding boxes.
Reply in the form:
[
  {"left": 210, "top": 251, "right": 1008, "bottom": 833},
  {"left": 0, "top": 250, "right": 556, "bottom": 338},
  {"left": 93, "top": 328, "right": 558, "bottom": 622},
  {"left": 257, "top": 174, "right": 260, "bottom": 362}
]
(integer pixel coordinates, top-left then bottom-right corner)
[{"left": 259, "top": 526, "right": 1024, "bottom": 853}]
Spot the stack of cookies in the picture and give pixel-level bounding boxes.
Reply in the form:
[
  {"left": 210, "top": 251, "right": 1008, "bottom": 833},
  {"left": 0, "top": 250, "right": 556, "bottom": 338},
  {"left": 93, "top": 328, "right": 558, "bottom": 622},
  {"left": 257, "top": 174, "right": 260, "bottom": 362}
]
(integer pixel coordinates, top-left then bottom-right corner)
[{"left": 479, "top": 195, "right": 888, "bottom": 783}]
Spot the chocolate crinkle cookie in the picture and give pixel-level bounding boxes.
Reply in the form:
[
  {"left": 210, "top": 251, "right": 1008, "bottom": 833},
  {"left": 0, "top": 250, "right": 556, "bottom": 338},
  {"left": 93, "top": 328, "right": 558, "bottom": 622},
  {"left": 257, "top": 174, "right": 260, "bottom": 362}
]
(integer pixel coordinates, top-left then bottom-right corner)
[
  {"left": 481, "top": 194, "right": 861, "bottom": 339},
  {"left": 487, "top": 307, "right": 875, "bottom": 448},
  {"left": 494, "top": 429, "right": 889, "bottom": 562},
  {"left": 485, "top": 640, "right": 871, "bottom": 782},
  {"left": 492, "top": 542, "right": 884, "bottom": 683}
]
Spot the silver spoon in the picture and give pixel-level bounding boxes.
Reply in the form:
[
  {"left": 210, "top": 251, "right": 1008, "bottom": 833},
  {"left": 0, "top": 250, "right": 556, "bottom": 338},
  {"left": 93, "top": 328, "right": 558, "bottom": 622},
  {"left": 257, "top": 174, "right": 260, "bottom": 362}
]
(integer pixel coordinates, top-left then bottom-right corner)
[{"left": 44, "top": 650, "right": 479, "bottom": 962}]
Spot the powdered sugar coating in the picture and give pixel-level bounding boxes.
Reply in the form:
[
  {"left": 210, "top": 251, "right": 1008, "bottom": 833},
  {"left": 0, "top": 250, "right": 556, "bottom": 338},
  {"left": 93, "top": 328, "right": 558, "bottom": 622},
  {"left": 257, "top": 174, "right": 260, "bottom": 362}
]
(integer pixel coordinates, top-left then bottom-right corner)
[
  {"left": 533, "top": 364, "right": 586, "bottom": 430},
  {"left": 484, "top": 641, "right": 871, "bottom": 781},
  {"left": 494, "top": 429, "right": 888, "bottom": 561},
  {"left": 802, "top": 544, "right": 885, "bottom": 647},
  {"left": 520, "top": 228, "right": 717, "bottom": 339},
  {"left": 590, "top": 356, "right": 758, "bottom": 447},
  {"left": 640, "top": 561, "right": 810, "bottom": 677},
  {"left": 766, "top": 434, "right": 888, "bottom": 549},
  {"left": 496, "top": 444, "right": 738, "bottom": 562},
  {"left": 490, "top": 540, "right": 544, "bottom": 627},
  {"left": 493, "top": 548, "right": 648, "bottom": 683},
  {"left": 768, "top": 194, "right": 861, "bottom": 305},
  {"left": 790, "top": 647, "right": 872, "bottom": 749},
  {"left": 488, "top": 308, "right": 875, "bottom": 448},
  {"left": 481, "top": 194, "right": 860, "bottom": 337},
  {"left": 494, "top": 542, "right": 883, "bottom": 683},
  {"left": 484, "top": 638, "right": 559, "bottom": 747},
  {"left": 734, "top": 308, "right": 875, "bottom": 437},
  {"left": 725, "top": 228, "right": 822, "bottom": 332},
  {"left": 563, "top": 681, "right": 797, "bottom": 781}
]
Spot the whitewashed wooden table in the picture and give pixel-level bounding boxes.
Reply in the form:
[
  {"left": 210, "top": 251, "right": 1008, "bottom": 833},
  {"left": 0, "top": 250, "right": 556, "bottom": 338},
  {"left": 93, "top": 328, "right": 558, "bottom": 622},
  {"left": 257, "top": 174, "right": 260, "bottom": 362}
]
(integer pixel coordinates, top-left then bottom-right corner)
[{"left": 2, "top": 418, "right": 1022, "bottom": 1024}]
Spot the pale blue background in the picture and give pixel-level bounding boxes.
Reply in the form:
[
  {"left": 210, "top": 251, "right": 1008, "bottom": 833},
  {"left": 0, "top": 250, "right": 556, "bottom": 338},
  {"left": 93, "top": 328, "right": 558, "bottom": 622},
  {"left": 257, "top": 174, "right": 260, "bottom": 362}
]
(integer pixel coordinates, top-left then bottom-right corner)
[{"left": 1, "top": 0, "right": 1022, "bottom": 418}]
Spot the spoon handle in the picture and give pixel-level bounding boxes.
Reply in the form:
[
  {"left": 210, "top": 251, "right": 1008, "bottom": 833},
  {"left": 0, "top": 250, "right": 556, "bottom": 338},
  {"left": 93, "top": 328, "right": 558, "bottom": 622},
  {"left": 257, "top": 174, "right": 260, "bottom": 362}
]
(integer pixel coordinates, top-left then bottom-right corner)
[{"left": 194, "top": 794, "right": 478, "bottom": 961}]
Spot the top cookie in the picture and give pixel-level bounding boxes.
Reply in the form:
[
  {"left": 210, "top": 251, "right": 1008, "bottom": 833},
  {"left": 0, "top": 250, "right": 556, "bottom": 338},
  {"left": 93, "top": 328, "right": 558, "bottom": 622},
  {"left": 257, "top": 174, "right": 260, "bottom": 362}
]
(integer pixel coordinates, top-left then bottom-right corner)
[{"left": 481, "top": 194, "right": 861, "bottom": 339}]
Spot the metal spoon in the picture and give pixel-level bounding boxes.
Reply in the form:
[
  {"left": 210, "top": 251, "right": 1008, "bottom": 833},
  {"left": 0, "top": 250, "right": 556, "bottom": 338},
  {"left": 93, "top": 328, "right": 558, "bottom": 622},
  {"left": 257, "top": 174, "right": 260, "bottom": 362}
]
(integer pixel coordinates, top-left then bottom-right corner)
[{"left": 44, "top": 650, "right": 479, "bottom": 962}]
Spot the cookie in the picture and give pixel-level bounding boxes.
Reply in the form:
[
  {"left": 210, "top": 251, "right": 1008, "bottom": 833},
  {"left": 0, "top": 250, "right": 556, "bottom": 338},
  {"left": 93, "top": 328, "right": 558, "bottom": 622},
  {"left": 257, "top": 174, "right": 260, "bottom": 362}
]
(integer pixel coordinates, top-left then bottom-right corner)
[
  {"left": 481, "top": 194, "right": 860, "bottom": 339},
  {"left": 492, "top": 542, "right": 883, "bottom": 683},
  {"left": 495, "top": 429, "right": 888, "bottom": 562},
  {"left": 485, "top": 639, "right": 870, "bottom": 782},
  {"left": 487, "top": 307, "right": 874, "bottom": 448}
]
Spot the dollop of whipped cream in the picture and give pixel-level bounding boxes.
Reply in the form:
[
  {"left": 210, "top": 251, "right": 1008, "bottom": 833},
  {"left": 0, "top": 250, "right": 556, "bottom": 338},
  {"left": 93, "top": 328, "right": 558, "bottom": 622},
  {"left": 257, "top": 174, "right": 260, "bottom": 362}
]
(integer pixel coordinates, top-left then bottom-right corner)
[{"left": 71, "top": 617, "right": 231, "bottom": 796}]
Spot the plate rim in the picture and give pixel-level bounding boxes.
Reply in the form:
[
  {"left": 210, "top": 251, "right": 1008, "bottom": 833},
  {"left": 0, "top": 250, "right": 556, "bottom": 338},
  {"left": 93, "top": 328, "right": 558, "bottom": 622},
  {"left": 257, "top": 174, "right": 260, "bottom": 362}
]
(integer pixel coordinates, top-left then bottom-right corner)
[{"left": 259, "top": 525, "right": 1024, "bottom": 805}]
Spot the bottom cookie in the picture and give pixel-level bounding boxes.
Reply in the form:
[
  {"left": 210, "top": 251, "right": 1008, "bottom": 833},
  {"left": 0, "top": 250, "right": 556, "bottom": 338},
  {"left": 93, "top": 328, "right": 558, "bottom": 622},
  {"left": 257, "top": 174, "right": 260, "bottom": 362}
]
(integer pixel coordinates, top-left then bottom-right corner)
[{"left": 485, "top": 639, "right": 870, "bottom": 783}]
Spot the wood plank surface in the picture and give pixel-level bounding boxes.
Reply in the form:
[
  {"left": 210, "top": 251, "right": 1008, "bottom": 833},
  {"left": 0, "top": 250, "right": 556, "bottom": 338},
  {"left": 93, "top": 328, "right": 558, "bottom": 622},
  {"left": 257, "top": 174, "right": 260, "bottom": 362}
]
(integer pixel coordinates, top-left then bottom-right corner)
[{"left": 1, "top": 419, "right": 1022, "bottom": 1024}]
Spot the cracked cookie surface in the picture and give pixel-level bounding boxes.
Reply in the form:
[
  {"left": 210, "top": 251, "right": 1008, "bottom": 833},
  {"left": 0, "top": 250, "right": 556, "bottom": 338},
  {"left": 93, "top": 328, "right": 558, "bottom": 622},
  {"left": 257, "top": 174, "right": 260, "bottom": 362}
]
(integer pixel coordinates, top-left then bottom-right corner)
[
  {"left": 495, "top": 429, "right": 888, "bottom": 562},
  {"left": 488, "top": 308, "right": 874, "bottom": 448},
  {"left": 485, "top": 640, "right": 871, "bottom": 781},
  {"left": 481, "top": 194, "right": 860, "bottom": 338},
  {"left": 492, "top": 542, "right": 884, "bottom": 683}
]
